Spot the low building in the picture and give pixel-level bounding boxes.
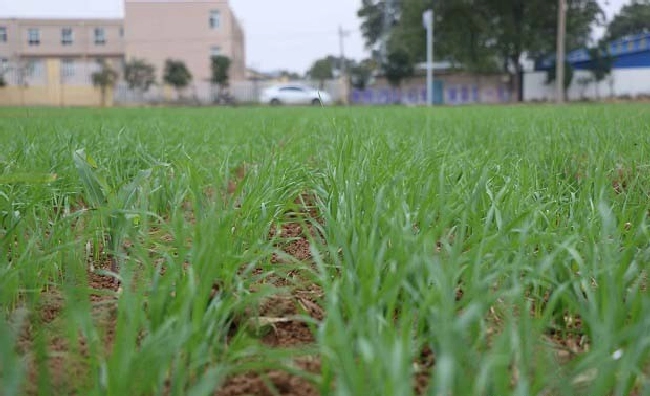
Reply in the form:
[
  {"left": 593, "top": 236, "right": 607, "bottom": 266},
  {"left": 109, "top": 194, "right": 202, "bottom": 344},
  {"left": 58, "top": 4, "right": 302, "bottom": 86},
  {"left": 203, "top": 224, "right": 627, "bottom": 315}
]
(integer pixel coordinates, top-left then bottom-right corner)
[
  {"left": 524, "top": 32, "right": 650, "bottom": 101},
  {"left": 350, "top": 63, "right": 511, "bottom": 106}
]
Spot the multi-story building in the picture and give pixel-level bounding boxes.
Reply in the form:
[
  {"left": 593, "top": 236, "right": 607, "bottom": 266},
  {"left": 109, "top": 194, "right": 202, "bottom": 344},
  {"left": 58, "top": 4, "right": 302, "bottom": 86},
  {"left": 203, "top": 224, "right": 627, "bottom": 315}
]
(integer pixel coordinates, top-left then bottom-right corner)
[
  {"left": 0, "top": 18, "right": 124, "bottom": 84},
  {"left": 0, "top": 0, "right": 246, "bottom": 86},
  {"left": 125, "top": 0, "right": 246, "bottom": 82}
]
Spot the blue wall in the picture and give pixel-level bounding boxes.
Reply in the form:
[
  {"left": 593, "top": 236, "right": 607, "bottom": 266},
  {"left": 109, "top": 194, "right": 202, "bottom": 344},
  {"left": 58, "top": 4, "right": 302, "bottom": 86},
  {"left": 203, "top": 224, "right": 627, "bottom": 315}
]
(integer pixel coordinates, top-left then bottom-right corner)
[
  {"left": 537, "top": 32, "right": 650, "bottom": 71},
  {"left": 350, "top": 86, "right": 427, "bottom": 105},
  {"left": 350, "top": 82, "right": 511, "bottom": 105}
]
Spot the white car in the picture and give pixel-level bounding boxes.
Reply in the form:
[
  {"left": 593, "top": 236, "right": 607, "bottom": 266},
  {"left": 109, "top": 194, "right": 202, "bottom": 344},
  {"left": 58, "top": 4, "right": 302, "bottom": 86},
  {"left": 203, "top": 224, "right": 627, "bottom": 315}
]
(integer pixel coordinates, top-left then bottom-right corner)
[{"left": 260, "top": 84, "right": 333, "bottom": 106}]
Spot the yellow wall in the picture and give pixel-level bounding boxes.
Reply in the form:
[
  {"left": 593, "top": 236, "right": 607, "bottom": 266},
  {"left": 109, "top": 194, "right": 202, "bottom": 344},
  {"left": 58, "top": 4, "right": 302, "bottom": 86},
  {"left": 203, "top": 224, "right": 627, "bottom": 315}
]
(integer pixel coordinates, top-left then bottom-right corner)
[
  {"left": 60, "top": 86, "right": 113, "bottom": 107},
  {"left": 0, "top": 59, "right": 112, "bottom": 107}
]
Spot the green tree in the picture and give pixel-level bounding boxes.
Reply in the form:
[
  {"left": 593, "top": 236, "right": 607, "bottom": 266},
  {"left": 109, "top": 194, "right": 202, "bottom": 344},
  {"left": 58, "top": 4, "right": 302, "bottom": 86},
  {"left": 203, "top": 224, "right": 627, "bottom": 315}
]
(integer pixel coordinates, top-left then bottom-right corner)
[
  {"left": 0, "top": 60, "right": 7, "bottom": 87},
  {"left": 350, "top": 58, "right": 377, "bottom": 90},
  {"left": 585, "top": 43, "right": 614, "bottom": 99},
  {"left": 210, "top": 55, "right": 231, "bottom": 101},
  {"left": 382, "top": 48, "right": 414, "bottom": 99},
  {"left": 124, "top": 58, "right": 156, "bottom": 93},
  {"left": 308, "top": 58, "right": 334, "bottom": 89},
  {"left": 358, "top": 0, "right": 603, "bottom": 101},
  {"left": 387, "top": 0, "right": 498, "bottom": 72},
  {"left": 279, "top": 70, "right": 302, "bottom": 80},
  {"left": 163, "top": 59, "right": 192, "bottom": 98},
  {"left": 546, "top": 60, "right": 575, "bottom": 101},
  {"left": 358, "top": 0, "right": 395, "bottom": 50},
  {"left": 91, "top": 60, "right": 118, "bottom": 107},
  {"left": 606, "top": 0, "right": 650, "bottom": 41},
  {"left": 457, "top": 0, "right": 600, "bottom": 100},
  {"left": 210, "top": 55, "right": 231, "bottom": 86}
]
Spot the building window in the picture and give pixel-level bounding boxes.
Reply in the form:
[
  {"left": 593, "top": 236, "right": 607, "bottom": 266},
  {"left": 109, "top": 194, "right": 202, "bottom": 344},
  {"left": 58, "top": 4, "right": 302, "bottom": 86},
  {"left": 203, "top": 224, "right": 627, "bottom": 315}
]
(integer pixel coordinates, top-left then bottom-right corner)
[
  {"left": 28, "top": 28, "right": 40, "bottom": 46},
  {"left": 61, "top": 28, "right": 73, "bottom": 46},
  {"left": 94, "top": 28, "right": 106, "bottom": 45},
  {"left": 0, "top": 58, "right": 8, "bottom": 72},
  {"left": 119, "top": 27, "right": 124, "bottom": 37},
  {"left": 61, "top": 58, "right": 75, "bottom": 77},
  {"left": 211, "top": 46, "right": 221, "bottom": 57},
  {"left": 27, "top": 59, "right": 43, "bottom": 77},
  {"left": 210, "top": 10, "right": 221, "bottom": 29},
  {"left": 0, "top": 27, "right": 7, "bottom": 42}
]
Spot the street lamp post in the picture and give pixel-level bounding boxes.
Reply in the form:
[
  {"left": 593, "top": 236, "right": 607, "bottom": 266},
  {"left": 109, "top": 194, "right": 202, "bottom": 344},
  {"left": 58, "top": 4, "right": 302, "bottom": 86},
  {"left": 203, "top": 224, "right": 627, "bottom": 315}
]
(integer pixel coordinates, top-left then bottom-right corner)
[
  {"left": 423, "top": 9, "right": 434, "bottom": 106},
  {"left": 556, "top": 0, "right": 567, "bottom": 103}
]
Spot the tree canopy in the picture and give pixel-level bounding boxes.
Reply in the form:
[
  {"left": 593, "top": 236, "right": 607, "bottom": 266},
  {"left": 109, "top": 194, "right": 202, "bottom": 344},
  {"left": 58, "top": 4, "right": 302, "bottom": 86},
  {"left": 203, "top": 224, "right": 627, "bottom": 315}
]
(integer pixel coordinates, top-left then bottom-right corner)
[
  {"left": 91, "top": 60, "right": 118, "bottom": 107},
  {"left": 583, "top": 41, "right": 614, "bottom": 98},
  {"left": 124, "top": 58, "right": 156, "bottom": 92},
  {"left": 350, "top": 58, "right": 377, "bottom": 90},
  {"left": 545, "top": 60, "right": 574, "bottom": 100},
  {"left": 308, "top": 58, "right": 334, "bottom": 89},
  {"left": 278, "top": 70, "right": 303, "bottom": 80},
  {"left": 210, "top": 55, "right": 231, "bottom": 86},
  {"left": 586, "top": 45, "right": 614, "bottom": 84},
  {"left": 606, "top": 0, "right": 650, "bottom": 41},
  {"left": 163, "top": 59, "right": 192, "bottom": 93},
  {"left": 382, "top": 48, "right": 414, "bottom": 88},
  {"left": 357, "top": 0, "right": 604, "bottom": 100}
]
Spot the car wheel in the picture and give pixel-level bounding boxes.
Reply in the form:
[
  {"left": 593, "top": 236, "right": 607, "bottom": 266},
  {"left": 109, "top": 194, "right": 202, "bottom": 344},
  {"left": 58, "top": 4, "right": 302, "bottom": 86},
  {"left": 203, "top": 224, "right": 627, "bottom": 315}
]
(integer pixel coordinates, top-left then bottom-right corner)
[
  {"left": 311, "top": 98, "right": 322, "bottom": 106},
  {"left": 270, "top": 98, "right": 281, "bottom": 106}
]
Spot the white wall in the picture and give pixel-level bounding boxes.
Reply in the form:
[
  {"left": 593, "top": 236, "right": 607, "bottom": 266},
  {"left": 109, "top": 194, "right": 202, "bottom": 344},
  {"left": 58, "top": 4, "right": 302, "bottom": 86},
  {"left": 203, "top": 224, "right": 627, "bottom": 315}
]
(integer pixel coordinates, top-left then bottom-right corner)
[
  {"left": 113, "top": 79, "right": 346, "bottom": 105},
  {"left": 524, "top": 68, "right": 650, "bottom": 102}
]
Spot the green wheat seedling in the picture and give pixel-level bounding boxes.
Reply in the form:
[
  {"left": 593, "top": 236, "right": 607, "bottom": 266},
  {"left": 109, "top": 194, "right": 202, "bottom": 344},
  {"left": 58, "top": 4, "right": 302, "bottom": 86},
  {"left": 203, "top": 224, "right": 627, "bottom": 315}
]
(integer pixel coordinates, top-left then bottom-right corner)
[
  {"left": 73, "top": 148, "right": 155, "bottom": 281},
  {"left": 0, "top": 104, "right": 648, "bottom": 396}
]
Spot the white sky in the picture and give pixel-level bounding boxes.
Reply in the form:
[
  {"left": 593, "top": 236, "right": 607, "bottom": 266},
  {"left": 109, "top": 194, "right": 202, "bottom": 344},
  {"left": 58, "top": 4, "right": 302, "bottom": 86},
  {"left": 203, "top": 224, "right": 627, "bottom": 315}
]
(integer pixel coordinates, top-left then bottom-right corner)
[{"left": 0, "top": 0, "right": 630, "bottom": 74}]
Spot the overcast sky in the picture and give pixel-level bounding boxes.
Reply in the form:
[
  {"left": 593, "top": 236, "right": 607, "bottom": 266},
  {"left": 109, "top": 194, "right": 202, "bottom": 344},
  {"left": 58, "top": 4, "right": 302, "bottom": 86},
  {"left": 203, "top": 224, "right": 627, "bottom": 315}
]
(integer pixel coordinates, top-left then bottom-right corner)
[{"left": 0, "top": 0, "right": 630, "bottom": 73}]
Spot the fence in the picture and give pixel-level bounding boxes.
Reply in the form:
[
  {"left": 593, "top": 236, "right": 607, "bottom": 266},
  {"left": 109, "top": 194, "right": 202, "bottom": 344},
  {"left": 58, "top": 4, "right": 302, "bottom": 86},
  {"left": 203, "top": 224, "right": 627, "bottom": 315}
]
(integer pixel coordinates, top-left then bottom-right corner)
[
  {"left": 350, "top": 74, "right": 512, "bottom": 106},
  {"left": 113, "top": 75, "right": 509, "bottom": 107},
  {"left": 0, "top": 59, "right": 522, "bottom": 107},
  {"left": 113, "top": 79, "right": 347, "bottom": 106},
  {"left": 523, "top": 68, "right": 650, "bottom": 102},
  {"left": 0, "top": 58, "right": 110, "bottom": 107},
  {"left": 1, "top": 59, "right": 48, "bottom": 87}
]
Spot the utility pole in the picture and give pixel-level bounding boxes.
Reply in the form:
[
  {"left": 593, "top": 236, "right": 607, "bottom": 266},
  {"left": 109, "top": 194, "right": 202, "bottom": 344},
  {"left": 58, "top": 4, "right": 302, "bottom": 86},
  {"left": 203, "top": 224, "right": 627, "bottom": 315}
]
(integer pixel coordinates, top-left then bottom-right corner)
[
  {"left": 381, "top": 0, "right": 395, "bottom": 62},
  {"left": 423, "top": 9, "right": 434, "bottom": 106},
  {"left": 556, "top": 0, "right": 567, "bottom": 103},
  {"left": 338, "top": 25, "right": 350, "bottom": 104},
  {"left": 338, "top": 25, "right": 350, "bottom": 76}
]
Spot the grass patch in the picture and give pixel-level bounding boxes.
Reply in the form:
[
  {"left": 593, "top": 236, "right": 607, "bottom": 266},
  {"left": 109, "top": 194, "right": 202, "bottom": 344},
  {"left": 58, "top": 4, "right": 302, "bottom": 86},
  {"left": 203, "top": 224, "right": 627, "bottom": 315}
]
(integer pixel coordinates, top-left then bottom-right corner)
[{"left": 1, "top": 104, "right": 650, "bottom": 395}]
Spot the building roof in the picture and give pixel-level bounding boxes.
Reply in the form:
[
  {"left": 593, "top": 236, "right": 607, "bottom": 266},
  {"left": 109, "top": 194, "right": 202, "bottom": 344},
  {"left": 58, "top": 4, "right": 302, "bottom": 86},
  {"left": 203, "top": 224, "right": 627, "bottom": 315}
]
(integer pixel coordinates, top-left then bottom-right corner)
[
  {"left": 536, "top": 32, "right": 650, "bottom": 71},
  {"left": 0, "top": 17, "right": 123, "bottom": 25}
]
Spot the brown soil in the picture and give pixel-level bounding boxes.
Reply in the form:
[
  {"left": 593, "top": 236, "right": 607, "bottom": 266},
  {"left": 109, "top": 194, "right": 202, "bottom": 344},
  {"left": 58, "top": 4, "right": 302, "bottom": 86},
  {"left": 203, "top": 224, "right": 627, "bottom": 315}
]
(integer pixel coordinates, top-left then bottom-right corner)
[
  {"left": 26, "top": 183, "right": 326, "bottom": 395},
  {"left": 216, "top": 191, "right": 325, "bottom": 395},
  {"left": 19, "top": 275, "right": 119, "bottom": 396},
  {"left": 18, "top": 177, "right": 601, "bottom": 395},
  {"left": 216, "top": 357, "right": 321, "bottom": 396},
  {"left": 414, "top": 346, "right": 435, "bottom": 395}
]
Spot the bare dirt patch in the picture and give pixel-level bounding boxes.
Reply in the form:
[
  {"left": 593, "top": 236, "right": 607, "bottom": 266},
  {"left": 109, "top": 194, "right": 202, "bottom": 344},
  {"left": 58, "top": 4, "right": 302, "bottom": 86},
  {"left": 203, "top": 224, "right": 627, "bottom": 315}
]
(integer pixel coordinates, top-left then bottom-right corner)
[
  {"left": 16, "top": 248, "right": 120, "bottom": 395},
  {"left": 18, "top": 186, "right": 326, "bottom": 395},
  {"left": 216, "top": 357, "right": 321, "bottom": 396},
  {"left": 215, "top": 192, "right": 326, "bottom": 395},
  {"left": 414, "top": 346, "right": 435, "bottom": 395}
]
